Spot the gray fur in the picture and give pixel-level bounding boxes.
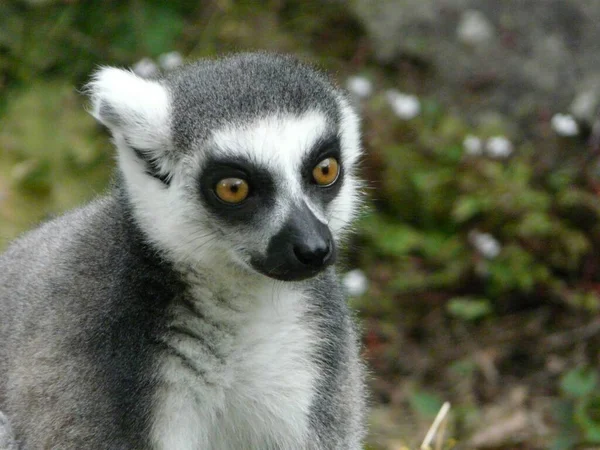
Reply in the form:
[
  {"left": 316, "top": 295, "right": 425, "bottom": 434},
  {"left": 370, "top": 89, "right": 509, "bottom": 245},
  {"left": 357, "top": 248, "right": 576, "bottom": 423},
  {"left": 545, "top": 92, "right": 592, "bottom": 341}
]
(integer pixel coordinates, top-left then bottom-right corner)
[
  {"left": 0, "top": 53, "right": 366, "bottom": 449},
  {"left": 167, "top": 52, "right": 341, "bottom": 151},
  {"left": 0, "top": 411, "right": 17, "bottom": 450}
]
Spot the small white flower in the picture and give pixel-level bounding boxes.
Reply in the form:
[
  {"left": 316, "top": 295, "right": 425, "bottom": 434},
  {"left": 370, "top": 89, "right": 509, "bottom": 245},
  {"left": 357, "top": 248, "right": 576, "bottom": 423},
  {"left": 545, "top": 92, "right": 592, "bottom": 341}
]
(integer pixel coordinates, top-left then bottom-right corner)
[
  {"left": 159, "top": 51, "right": 184, "bottom": 71},
  {"left": 385, "top": 89, "right": 421, "bottom": 120},
  {"left": 132, "top": 58, "right": 158, "bottom": 78},
  {"left": 342, "top": 269, "right": 369, "bottom": 297},
  {"left": 463, "top": 135, "right": 483, "bottom": 156},
  {"left": 346, "top": 76, "right": 373, "bottom": 99},
  {"left": 551, "top": 113, "right": 579, "bottom": 137},
  {"left": 457, "top": 10, "right": 495, "bottom": 46},
  {"left": 570, "top": 91, "right": 598, "bottom": 124},
  {"left": 469, "top": 231, "right": 501, "bottom": 259},
  {"left": 485, "top": 136, "right": 513, "bottom": 159}
]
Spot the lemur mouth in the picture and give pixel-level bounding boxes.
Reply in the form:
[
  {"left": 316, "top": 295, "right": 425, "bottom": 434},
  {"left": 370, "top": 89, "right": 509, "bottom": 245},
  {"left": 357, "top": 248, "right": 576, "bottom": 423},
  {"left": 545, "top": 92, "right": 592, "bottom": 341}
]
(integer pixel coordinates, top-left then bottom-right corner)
[{"left": 250, "top": 203, "right": 336, "bottom": 282}]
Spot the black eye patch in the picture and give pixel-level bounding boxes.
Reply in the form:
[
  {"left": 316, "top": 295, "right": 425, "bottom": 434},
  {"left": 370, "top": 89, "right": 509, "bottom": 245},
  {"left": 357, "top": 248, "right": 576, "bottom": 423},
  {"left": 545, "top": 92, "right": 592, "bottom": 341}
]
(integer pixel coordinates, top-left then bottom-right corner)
[
  {"left": 302, "top": 134, "right": 344, "bottom": 203},
  {"left": 198, "top": 156, "right": 275, "bottom": 224}
]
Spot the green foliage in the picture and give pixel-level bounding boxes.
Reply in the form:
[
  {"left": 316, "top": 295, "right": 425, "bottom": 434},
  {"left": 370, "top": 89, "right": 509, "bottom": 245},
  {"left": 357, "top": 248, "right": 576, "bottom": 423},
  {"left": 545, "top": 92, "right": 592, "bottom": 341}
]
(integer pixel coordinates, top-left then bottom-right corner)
[
  {"left": 561, "top": 367, "right": 598, "bottom": 397},
  {"left": 357, "top": 95, "right": 600, "bottom": 448},
  {"left": 358, "top": 97, "right": 600, "bottom": 315},
  {"left": 555, "top": 367, "right": 600, "bottom": 448},
  {"left": 0, "top": 80, "right": 110, "bottom": 246},
  {"left": 0, "top": 1, "right": 195, "bottom": 86}
]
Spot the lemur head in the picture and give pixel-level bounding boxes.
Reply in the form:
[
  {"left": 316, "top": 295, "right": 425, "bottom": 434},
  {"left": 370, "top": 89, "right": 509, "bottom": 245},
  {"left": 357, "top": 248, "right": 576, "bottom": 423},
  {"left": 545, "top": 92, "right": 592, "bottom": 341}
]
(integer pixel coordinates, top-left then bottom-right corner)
[{"left": 87, "top": 53, "right": 362, "bottom": 282}]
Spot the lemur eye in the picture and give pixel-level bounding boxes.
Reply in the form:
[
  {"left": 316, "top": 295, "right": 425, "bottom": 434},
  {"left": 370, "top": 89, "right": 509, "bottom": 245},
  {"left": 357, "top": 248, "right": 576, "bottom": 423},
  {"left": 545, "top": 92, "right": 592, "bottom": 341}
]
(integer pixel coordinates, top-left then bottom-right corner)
[
  {"left": 312, "top": 157, "right": 340, "bottom": 186},
  {"left": 215, "top": 178, "right": 249, "bottom": 204}
]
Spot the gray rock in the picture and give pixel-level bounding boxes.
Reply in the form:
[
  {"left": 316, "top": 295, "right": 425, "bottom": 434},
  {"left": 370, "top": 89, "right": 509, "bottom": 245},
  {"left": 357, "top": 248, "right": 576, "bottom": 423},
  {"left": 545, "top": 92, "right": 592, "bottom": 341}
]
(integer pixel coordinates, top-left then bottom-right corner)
[{"left": 350, "top": 0, "right": 600, "bottom": 133}]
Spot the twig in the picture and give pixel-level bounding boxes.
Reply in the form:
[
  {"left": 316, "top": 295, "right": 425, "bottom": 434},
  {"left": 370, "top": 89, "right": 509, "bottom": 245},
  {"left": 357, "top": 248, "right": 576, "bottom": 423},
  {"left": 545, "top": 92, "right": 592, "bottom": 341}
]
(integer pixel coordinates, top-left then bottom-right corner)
[
  {"left": 421, "top": 402, "right": 451, "bottom": 450},
  {"left": 435, "top": 404, "right": 449, "bottom": 450}
]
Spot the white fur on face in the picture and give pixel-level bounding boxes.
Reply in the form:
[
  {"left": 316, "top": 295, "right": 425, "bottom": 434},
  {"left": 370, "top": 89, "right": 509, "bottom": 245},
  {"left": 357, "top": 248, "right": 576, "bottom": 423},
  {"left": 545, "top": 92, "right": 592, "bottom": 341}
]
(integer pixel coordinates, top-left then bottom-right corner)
[
  {"left": 207, "top": 112, "right": 329, "bottom": 227},
  {"left": 209, "top": 111, "right": 327, "bottom": 193},
  {"left": 327, "top": 96, "right": 364, "bottom": 236},
  {"left": 205, "top": 108, "right": 362, "bottom": 238}
]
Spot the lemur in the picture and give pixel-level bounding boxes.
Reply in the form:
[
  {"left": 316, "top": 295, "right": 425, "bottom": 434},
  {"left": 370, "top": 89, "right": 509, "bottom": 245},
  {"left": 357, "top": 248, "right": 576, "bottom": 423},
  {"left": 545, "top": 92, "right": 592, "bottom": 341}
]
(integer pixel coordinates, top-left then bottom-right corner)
[{"left": 0, "top": 53, "right": 366, "bottom": 449}]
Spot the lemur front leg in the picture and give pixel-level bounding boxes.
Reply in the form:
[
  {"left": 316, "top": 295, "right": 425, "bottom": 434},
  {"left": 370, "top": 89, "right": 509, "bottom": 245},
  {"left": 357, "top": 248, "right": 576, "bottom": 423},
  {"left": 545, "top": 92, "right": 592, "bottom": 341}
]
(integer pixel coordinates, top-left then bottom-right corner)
[{"left": 0, "top": 412, "right": 18, "bottom": 450}]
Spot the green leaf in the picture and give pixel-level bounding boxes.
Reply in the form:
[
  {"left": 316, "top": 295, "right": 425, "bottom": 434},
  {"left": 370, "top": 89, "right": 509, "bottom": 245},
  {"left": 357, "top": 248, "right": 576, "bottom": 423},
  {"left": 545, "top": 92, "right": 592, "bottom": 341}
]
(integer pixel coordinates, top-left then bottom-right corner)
[
  {"left": 561, "top": 367, "right": 598, "bottom": 398},
  {"left": 452, "top": 197, "right": 483, "bottom": 222},
  {"left": 575, "top": 394, "right": 600, "bottom": 442},
  {"left": 551, "top": 399, "right": 579, "bottom": 450},
  {"left": 448, "top": 358, "right": 477, "bottom": 377},
  {"left": 359, "top": 214, "right": 423, "bottom": 257},
  {"left": 447, "top": 297, "right": 493, "bottom": 321},
  {"left": 516, "top": 211, "right": 554, "bottom": 237},
  {"left": 408, "top": 389, "right": 444, "bottom": 419}
]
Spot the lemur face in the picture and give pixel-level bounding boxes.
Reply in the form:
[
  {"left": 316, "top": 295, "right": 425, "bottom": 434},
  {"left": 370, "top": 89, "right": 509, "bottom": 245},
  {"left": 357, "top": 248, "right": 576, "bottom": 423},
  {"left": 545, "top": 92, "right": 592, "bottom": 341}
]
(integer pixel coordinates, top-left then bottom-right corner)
[
  {"left": 195, "top": 112, "right": 353, "bottom": 281},
  {"left": 88, "top": 54, "right": 362, "bottom": 281}
]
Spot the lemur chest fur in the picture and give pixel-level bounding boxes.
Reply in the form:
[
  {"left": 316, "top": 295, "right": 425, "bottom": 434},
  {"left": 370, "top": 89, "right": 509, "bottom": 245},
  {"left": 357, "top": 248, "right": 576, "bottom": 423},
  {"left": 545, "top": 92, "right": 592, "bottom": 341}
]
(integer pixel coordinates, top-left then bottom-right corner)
[{"left": 152, "top": 270, "right": 317, "bottom": 450}]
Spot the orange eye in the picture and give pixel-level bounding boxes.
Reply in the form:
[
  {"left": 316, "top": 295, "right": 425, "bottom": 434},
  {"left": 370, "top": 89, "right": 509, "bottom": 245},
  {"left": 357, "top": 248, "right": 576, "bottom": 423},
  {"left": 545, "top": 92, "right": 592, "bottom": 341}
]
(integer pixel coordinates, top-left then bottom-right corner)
[
  {"left": 312, "top": 157, "right": 340, "bottom": 186},
  {"left": 215, "top": 178, "right": 249, "bottom": 204}
]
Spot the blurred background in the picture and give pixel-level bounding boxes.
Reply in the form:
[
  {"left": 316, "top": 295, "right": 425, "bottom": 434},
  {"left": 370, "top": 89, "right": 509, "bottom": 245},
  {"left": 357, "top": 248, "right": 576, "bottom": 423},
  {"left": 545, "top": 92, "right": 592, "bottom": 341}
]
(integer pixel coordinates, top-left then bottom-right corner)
[{"left": 1, "top": 1, "right": 600, "bottom": 449}]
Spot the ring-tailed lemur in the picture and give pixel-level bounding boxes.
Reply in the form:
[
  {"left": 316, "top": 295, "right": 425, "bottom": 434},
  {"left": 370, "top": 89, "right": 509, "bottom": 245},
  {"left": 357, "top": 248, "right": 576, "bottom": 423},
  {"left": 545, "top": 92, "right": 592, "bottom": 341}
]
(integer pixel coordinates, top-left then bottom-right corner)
[{"left": 0, "top": 52, "right": 366, "bottom": 450}]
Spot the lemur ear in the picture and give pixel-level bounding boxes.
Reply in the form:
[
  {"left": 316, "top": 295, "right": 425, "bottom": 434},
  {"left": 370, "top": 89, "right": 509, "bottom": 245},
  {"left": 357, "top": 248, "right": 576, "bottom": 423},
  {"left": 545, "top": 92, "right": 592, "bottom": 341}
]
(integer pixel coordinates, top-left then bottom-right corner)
[{"left": 86, "top": 67, "right": 173, "bottom": 184}]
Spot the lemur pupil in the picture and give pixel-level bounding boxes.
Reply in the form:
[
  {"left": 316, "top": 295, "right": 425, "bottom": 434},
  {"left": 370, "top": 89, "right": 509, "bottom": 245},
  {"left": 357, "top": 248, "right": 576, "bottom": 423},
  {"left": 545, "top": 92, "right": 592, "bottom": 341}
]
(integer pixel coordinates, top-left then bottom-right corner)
[{"left": 231, "top": 185, "right": 238, "bottom": 193}]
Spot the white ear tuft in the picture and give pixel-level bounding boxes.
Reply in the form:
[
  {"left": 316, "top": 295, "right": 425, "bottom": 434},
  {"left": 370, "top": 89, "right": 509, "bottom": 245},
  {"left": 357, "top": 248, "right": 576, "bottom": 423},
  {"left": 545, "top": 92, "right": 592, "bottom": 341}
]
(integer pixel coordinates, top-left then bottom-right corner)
[{"left": 86, "top": 67, "right": 171, "bottom": 151}]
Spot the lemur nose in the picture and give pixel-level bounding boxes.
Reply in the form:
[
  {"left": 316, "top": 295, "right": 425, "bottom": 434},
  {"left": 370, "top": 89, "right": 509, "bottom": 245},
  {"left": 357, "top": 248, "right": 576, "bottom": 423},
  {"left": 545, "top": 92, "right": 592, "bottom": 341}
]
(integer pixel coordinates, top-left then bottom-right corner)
[
  {"left": 293, "top": 239, "right": 332, "bottom": 267},
  {"left": 252, "top": 201, "right": 337, "bottom": 281}
]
